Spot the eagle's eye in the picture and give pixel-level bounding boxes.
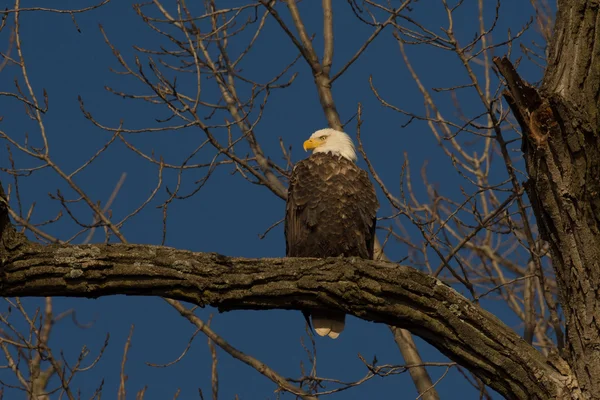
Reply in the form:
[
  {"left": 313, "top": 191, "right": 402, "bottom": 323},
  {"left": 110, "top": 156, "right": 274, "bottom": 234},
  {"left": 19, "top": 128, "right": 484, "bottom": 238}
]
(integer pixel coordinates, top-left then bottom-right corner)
[{"left": 319, "top": 135, "right": 327, "bottom": 141}]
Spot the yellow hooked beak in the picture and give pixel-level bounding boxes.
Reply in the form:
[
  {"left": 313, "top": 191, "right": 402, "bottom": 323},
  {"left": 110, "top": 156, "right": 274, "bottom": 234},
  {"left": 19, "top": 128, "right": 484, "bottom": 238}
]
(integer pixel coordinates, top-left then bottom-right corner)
[{"left": 303, "top": 138, "right": 321, "bottom": 152}]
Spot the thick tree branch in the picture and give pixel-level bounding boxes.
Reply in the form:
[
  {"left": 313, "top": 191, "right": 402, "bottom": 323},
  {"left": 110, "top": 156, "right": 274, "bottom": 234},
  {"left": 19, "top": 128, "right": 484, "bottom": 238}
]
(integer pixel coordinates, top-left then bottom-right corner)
[{"left": 0, "top": 234, "right": 573, "bottom": 398}]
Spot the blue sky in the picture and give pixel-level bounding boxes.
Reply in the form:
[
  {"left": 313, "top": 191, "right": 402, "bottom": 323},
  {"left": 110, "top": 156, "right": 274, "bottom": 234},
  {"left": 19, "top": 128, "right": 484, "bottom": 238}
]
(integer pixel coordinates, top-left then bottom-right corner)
[{"left": 1, "top": 1, "right": 553, "bottom": 398}]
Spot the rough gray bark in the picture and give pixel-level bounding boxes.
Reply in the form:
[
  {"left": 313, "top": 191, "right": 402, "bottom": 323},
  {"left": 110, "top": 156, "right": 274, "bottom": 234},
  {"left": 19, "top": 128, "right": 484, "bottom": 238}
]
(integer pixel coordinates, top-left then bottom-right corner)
[
  {"left": 0, "top": 208, "right": 580, "bottom": 399},
  {"left": 493, "top": 1, "right": 600, "bottom": 398}
]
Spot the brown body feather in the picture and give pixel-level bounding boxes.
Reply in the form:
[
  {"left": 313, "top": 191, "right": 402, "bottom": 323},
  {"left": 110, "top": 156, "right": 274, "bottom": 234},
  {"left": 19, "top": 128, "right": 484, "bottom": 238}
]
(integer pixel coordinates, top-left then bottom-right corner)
[{"left": 285, "top": 152, "right": 379, "bottom": 337}]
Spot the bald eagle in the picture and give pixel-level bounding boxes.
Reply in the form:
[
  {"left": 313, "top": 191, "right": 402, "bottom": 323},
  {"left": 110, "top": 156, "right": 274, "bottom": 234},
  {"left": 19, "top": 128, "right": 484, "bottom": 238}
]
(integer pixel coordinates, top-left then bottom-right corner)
[{"left": 285, "top": 128, "right": 379, "bottom": 339}]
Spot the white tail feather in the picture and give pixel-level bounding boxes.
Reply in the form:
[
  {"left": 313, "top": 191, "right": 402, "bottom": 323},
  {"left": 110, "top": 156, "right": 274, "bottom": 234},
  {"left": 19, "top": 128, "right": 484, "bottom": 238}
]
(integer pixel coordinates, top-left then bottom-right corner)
[{"left": 311, "top": 311, "right": 345, "bottom": 339}]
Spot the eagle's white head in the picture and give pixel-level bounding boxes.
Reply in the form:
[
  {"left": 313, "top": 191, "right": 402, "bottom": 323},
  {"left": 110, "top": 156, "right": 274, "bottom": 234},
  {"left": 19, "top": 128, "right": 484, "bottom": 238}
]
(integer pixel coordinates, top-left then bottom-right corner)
[{"left": 302, "top": 128, "right": 357, "bottom": 162}]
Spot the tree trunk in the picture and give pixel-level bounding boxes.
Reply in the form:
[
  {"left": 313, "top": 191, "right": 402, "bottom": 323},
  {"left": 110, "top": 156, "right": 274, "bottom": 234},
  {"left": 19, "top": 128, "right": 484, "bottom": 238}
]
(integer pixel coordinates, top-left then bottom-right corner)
[{"left": 495, "top": 1, "right": 600, "bottom": 398}]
